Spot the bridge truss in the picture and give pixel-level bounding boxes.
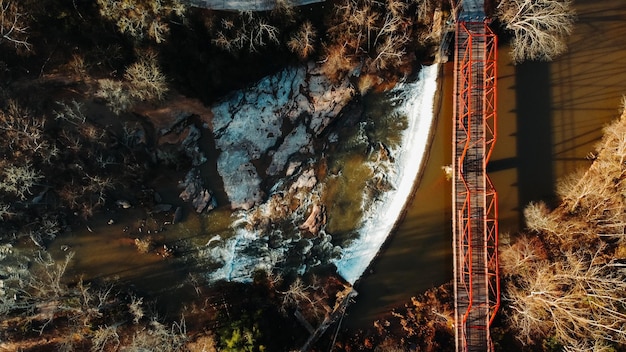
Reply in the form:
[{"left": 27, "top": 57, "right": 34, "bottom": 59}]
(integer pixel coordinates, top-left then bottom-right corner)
[{"left": 452, "top": 20, "right": 500, "bottom": 352}]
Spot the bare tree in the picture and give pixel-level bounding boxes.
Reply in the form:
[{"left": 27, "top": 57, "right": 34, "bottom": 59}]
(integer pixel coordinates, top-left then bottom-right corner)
[
  {"left": 96, "top": 0, "right": 186, "bottom": 43},
  {"left": 124, "top": 52, "right": 169, "bottom": 101},
  {"left": 279, "top": 276, "right": 329, "bottom": 322},
  {"left": 499, "top": 235, "right": 547, "bottom": 276},
  {"left": 90, "top": 325, "right": 120, "bottom": 352},
  {"left": 497, "top": 0, "right": 575, "bottom": 63},
  {"left": 504, "top": 105, "right": 626, "bottom": 351},
  {"left": 287, "top": 21, "right": 316, "bottom": 59},
  {"left": 325, "top": 0, "right": 412, "bottom": 75},
  {"left": 0, "top": 163, "right": 43, "bottom": 200},
  {"left": 0, "top": 100, "right": 49, "bottom": 156},
  {"left": 96, "top": 53, "right": 168, "bottom": 114},
  {"left": 523, "top": 201, "right": 559, "bottom": 234},
  {"left": 96, "top": 79, "right": 133, "bottom": 114},
  {"left": 0, "top": 0, "right": 31, "bottom": 51},
  {"left": 320, "top": 43, "right": 358, "bottom": 83},
  {"left": 212, "top": 12, "right": 280, "bottom": 53},
  {"left": 370, "top": 31, "right": 408, "bottom": 70},
  {"left": 504, "top": 243, "right": 626, "bottom": 350},
  {"left": 123, "top": 318, "right": 188, "bottom": 352},
  {"left": 416, "top": 0, "right": 436, "bottom": 24}
]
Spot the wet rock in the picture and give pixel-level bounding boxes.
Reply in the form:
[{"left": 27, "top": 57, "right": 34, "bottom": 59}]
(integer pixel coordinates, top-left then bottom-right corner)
[
  {"left": 299, "top": 203, "right": 326, "bottom": 235},
  {"left": 152, "top": 203, "right": 173, "bottom": 213},
  {"left": 180, "top": 124, "right": 206, "bottom": 166},
  {"left": 173, "top": 206, "right": 183, "bottom": 224},
  {"left": 217, "top": 148, "right": 263, "bottom": 210},
  {"left": 290, "top": 168, "right": 317, "bottom": 192},
  {"left": 285, "top": 161, "right": 302, "bottom": 177},
  {"left": 178, "top": 169, "right": 217, "bottom": 213},
  {"left": 211, "top": 64, "right": 355, "bottom": 209},
  {"left": 267, "top": 124, "right": 312, "bottom": 176}
]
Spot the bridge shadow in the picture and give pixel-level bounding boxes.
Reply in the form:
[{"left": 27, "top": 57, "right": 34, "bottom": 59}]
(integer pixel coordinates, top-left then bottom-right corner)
[
  {"left": 516, "top": 61, "right": 555, "bottom": 222},
  {"left": 488, "top": 60, "right": 556, "bottom": 229}
]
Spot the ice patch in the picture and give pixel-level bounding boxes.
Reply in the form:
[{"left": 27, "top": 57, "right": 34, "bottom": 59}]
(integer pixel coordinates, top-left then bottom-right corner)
[{"left": 206, "top": 228, "right": 286, "bottom": 283}]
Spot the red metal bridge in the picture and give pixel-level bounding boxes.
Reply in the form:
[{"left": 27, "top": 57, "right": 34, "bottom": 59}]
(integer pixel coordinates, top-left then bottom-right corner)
[{"left": 451, "top": 2, "right": 500, "bottom": 351}]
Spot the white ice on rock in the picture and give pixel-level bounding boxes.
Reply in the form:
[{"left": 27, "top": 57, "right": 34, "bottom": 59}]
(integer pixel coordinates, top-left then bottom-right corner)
[
  {"left": 206, "top": 227, "right": 287, "bottom": 283},
  {"left": 216, "top": 148, "right": 263, "bottom": 210},
  {"left": 333, "top": 64, "right": 440, "bottom": 284},
  {"left": 267, "top": 124, "right": 312, "bottom": 176},
  {"left": 211, "top": 63, "right": 354, "bottom": 210}
]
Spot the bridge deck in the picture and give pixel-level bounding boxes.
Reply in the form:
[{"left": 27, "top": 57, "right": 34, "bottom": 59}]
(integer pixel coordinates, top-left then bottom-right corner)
[{"left": 452, "top": 19, "right": 499, "bottom": 352}]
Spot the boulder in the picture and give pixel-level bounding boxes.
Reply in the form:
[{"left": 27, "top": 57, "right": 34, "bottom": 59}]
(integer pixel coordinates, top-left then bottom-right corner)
[
  {"left": 178, "top": 169, "right": 217, "bottom": 213},
  {"left": 299, "top": 203, "right": 326, "bottom": 235}
]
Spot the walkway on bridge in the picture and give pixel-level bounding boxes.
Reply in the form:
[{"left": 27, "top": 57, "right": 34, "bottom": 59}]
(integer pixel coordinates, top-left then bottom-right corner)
[{"left": 451, "top": 1, "right": 500, "bottom": 351}]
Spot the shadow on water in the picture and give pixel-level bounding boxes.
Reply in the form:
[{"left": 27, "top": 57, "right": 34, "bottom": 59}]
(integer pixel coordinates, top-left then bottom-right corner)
[
  {"left": 489, "top": 61, "right": 556, "bottom": 227},
  {"left": 343, "top": 211, "right": 453, "bottom": 328},
  {"left": 514, "top": 61, "right": 556, "bottom": 221}
]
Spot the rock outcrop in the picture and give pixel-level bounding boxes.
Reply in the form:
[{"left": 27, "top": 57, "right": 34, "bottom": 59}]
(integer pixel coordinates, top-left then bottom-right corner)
[
  {"left": 211, "top": 63, "right": 356, "bottom": 210},
  {"left": 178, "top": 169, "right": 217, "bottom": 213}
]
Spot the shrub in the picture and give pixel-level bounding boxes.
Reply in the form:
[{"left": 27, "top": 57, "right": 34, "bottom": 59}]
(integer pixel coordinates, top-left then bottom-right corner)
[
  {"left": 124, "top": 52, "right": 169, "bottom": 101},
  {"left": 287, "top": 21, "right": 316, "bottom": 60},
  {"left": 0, "top": 163, "right": 43, "bottom": 200},
  {"left": 96, "top": 0, "right": 186, "bottom": 43}
]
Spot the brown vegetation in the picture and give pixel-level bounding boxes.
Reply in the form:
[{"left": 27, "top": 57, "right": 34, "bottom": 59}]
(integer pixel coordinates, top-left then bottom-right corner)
[
  {"left": 96, "top": 0, "right": 186, "bottom": 43},
  {"left": 333, "top": 283, "right": 454, "bottom": 351},
  {"left": 496, "top": 0, "right": 576, "bottom": 63},
  {"left": 321, "top": 0, "right": 441, "bottom": 84},
  {"left": 0, "top": 250, "right": 218, "bottom": 352},
  {"left": 0, "top": 0, "right": 31, "bottom": 52},
  {"left": 502, "top": 105, "right": 626, "bottom": 351}
]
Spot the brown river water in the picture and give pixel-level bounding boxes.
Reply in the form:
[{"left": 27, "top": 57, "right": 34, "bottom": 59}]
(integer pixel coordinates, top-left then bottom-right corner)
[{"left": 46, "top": 0, "right": 626, "bottom": 333}]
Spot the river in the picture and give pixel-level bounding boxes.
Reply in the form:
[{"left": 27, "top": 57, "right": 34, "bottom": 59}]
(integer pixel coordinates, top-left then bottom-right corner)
[
  {"left": 343, "top": 0, "right": 626, "bottom": 329},
  {"left": 45, "top": 0, "right": 626, "bottom": 336}
]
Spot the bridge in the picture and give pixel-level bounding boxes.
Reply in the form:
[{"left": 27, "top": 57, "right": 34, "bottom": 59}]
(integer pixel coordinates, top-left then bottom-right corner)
[{"left": 451, "top": 0, "right": 500, "bottom": 351}]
